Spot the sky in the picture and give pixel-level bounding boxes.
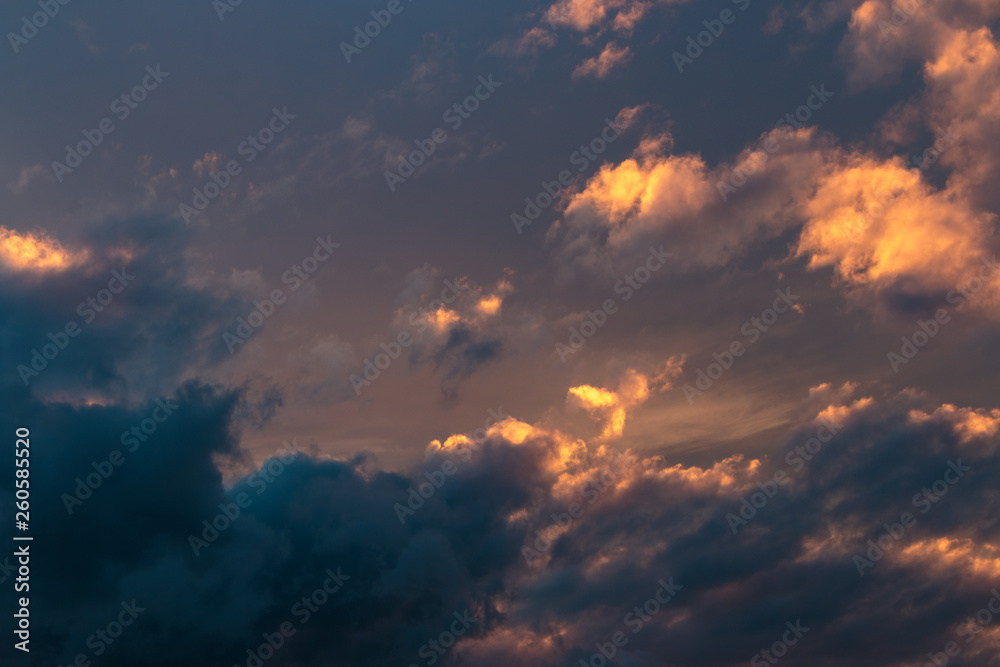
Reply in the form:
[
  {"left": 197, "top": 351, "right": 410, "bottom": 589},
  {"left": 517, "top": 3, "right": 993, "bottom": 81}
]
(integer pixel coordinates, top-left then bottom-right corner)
[{"left": 1, "top": 0, "right": 1000, "bottom": 665}]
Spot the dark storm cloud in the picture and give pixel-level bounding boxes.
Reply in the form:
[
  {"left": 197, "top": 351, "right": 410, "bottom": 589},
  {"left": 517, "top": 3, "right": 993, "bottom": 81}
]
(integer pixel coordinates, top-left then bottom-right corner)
[
  {"left": 3, "top": 334, "right": 1000, "bottom": 666},
  {"left": 1, "top": 0, "right": 999, "bottom": 664},
  {"left": 0, "top": 216, "right": 264, "bottom": 401}
]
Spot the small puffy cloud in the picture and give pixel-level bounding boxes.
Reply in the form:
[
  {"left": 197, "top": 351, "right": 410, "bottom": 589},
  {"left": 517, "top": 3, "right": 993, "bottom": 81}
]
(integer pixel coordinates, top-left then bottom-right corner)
[
  {"left": 0, "top": 226, "right": 89, "bottom": 275},
  {"left": 571, "top": 42, "right": 633, "bottom": 79},
  {"left": 498, "top": 0, "right": 676, "bottom": 68},
  {"left": 488, "top": 26, "right": 558, "bottom": 57},
  {"left": 192, "top": 152, "right": 224, "bottom": 177},
  {"left": 545, "top": 0, "right": 668, "bottom": 35},
  {"left": 360, "top": 269, "right": 519, "bottom": 398},
  {"left": 568, "top": 366, "right": 678, "bottom": 440}
]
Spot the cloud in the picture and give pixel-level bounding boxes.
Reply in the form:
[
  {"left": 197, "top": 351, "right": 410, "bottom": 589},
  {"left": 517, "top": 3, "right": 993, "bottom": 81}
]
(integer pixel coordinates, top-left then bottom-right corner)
[
  {"left": 544, "top": 0, "right": 669, "bottom": 35},
  {"left": 919, "top": 27, "right": 1000, "bottom": 210},
  {"left": 547, "top": 110, "right": 1000, "bottom": 314},
  {"left": 794, "top": 152, "right": 999, "bottom": 306},
  {"left": 546, "top": 128, "right": 827, "bottom": 276},
  {"left": 341, "top": 267, "right": 521, "bottom": 400},
  {"left": 0, "top": 217, "right": 265, "bottom": 403},
  {"left": 0, "top": 217, "right": 997, "bottom": 665},
  {"left": 6, "top": 355, "right": 1000, "bottom": 666},
  {"left": 571, "top": 42, "right": 633, "bottom": 79},
  {"left": 838, "top": 0, "right": 1000, "bottom": 89},
  {"left": 7, "top": 164, "right": 47, "bottom": 194},
  {"left": 192, "top": 152, "right": 225, "bottom": 178},
  {"left": 496, "top": 0, "right": 675, "bottom": 66},
  {"left": 0, "top": 226, "right": 89, "bottom": 275},
  {"left": 567, "top": 363, "right": 681, "bottom": 439}
]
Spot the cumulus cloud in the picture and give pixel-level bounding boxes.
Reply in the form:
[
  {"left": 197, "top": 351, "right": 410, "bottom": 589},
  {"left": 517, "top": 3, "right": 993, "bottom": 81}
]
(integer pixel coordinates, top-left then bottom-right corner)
[
  {"left": 497, "top": 0, "right": 675, "bottom": 71},
  {"left": 0, "top": 217, "right": 271, "bottom": 403},
  {"left": 546, "top": 128, "right": 828, "bottom": 276},
  {"left": 345, "top": 267, "right": 520, "bottom": 399},
  {"left": 544, "top": 1, "right": 1000, "bottom": 312},
  {"left": 544, "top": 0, "right": 670, "bottom": 35},
  {"left": 0, "top": 226, "right": 90, "bottom": 275},
  {"left": 1, "top": 214, "right": 997, "bottom": 667},
  {"left": 548, "top": 114, "right": 1000, "bottom": 314},
  {"left": 5, "top": 351, "right": 1000, "bottom": 666},
  {"left": 794, "top": 153, "right": 999, "bottom": 305},
  {"left": 839, "top": 0, "right": 1000, "bottom": 89},
  {"left": 568, "top": 363, "right": 681, "bottom": 439},
  {"left": 571, "top": 42, "right": 633, "bottom": 79},
  {"left": 841, "top": 0, "right": 1000, "bottom": 211}
]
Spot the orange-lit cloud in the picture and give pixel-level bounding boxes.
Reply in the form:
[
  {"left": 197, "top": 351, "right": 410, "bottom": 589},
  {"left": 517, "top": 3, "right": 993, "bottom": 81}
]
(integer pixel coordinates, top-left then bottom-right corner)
[
  {"left": 571, "top": 42, "right": 632, "bottom": 79},
  {"left": 544, "top": 0, "right": 669, "bottom": 35},
  {"left": 839, "top": 0, "right": 1000, "bottom": 89},
  {"left": 567, "top": 367, "right": 676, "bottom": 440},
  {"left": 0, "top": 226, "right": 87, "bottom": 275},
  {"left": 547, "top": 128, "right": 826, "bottom": 275},
  {"left": 794, "top": 154, "right": 998, "bottom": 299},
  {"left": 192, "top": 151, "right": 224, "bottom": 177},
  {"left": 550, "top": 105, "right": 1000, "bottom": 314},
  {"left": 908, "top": 403, "right": 1000, "bottom": 447}
]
